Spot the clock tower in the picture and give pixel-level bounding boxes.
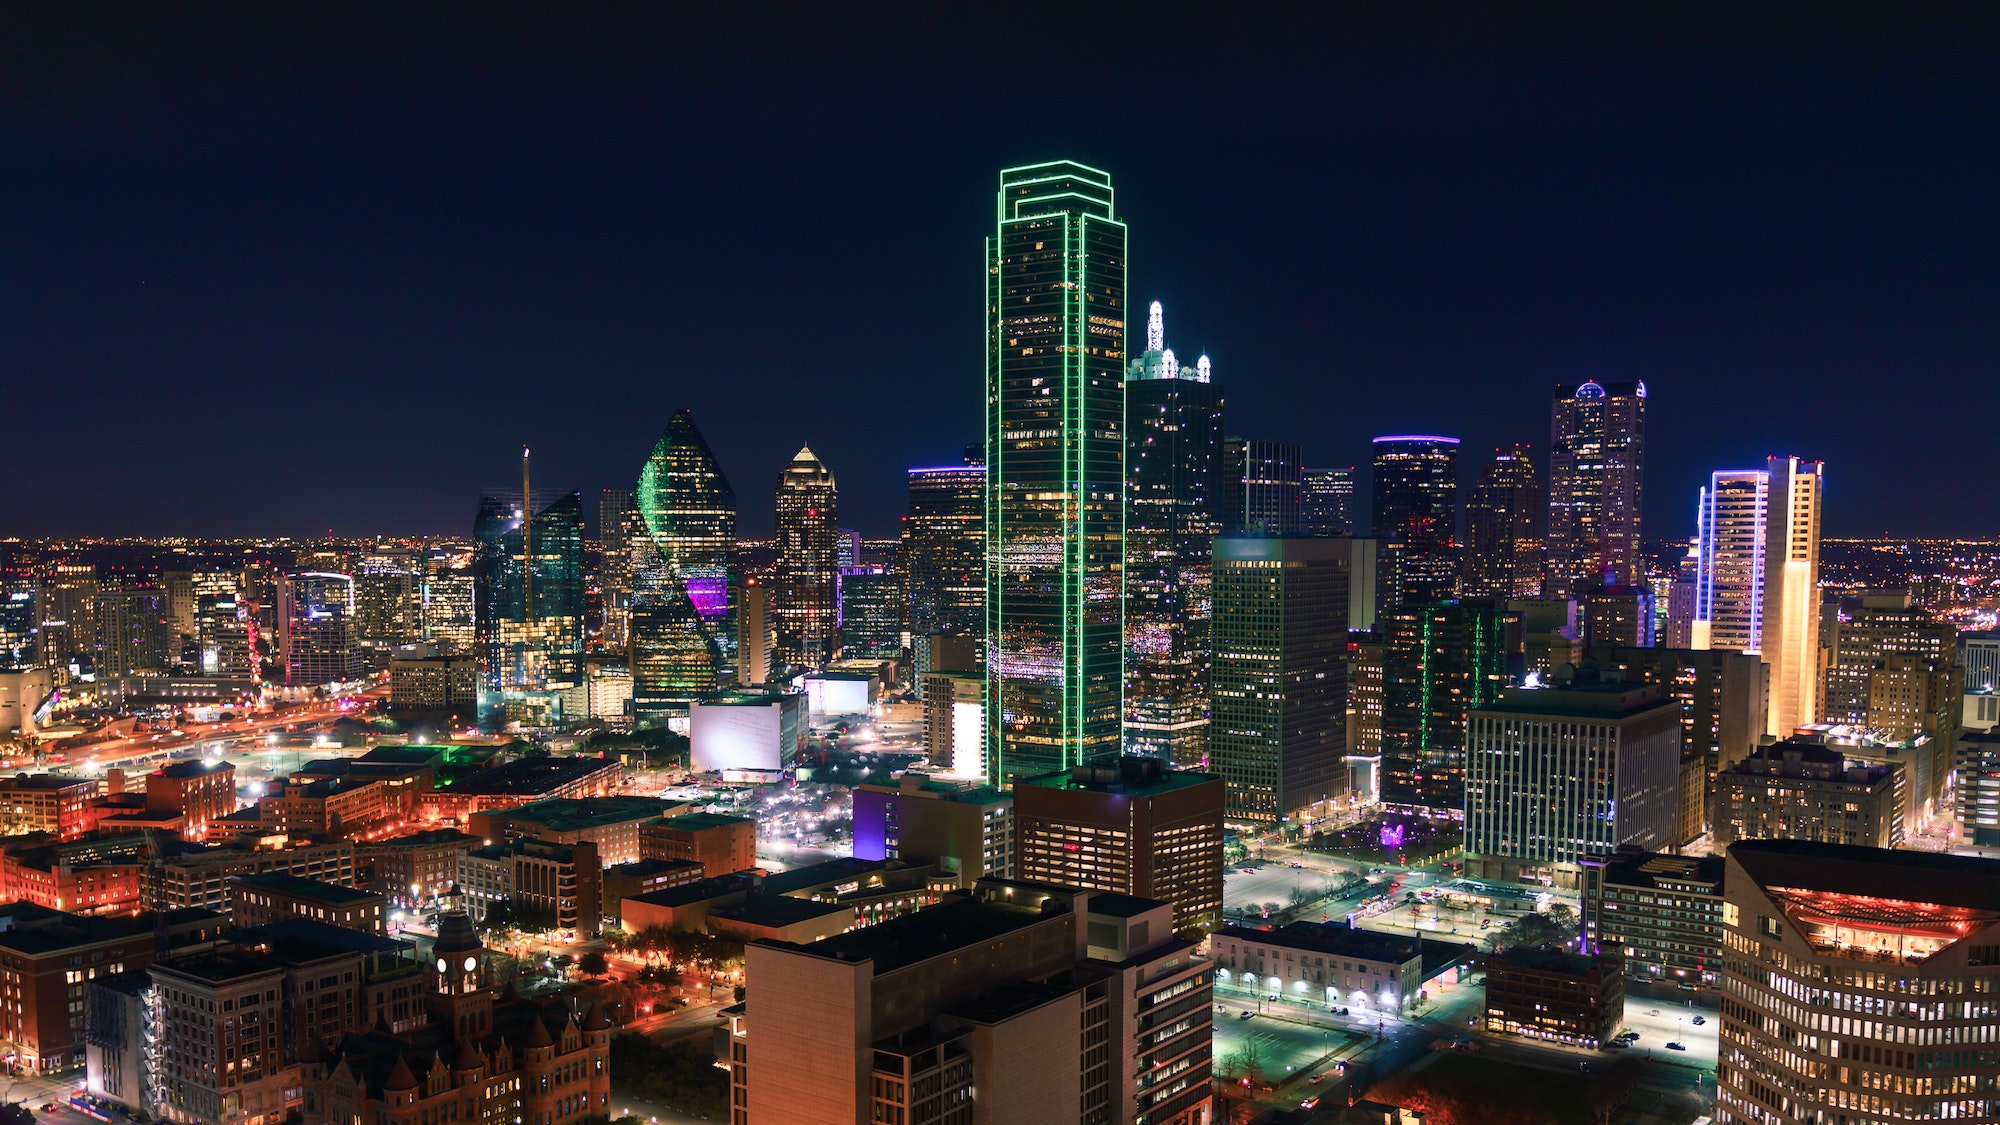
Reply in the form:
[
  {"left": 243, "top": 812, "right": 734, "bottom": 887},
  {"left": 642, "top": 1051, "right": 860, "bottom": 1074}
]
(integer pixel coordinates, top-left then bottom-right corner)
[{"left": 426, "top": 907, "right": 496, "bottom": 1041}]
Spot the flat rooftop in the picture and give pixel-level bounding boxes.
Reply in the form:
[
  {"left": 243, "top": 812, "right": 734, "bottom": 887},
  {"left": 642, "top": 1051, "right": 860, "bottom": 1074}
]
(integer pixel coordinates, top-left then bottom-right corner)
[
  {"left": 771, "top": 896, "right": 1054, "bottom": 975},
  {"left": 711, "top": 895, "right": 849, "bottom": 929},
  {"left": 151, "top": 950, "right": 285, "bottom": 984},
  {"left": 1084, "top": 892, "right": 1167, "bottom": 920},
  {"left": 357, "top": 746, "right": 447, "bottom": 766},
  {"left": 653, "top": 811, "right": 752, "bottom": 833},
  {"left": 496, "top": 796, "right": 679, "bottom": 831},
  {"left": 1217, "top": 922, "right": 1428, "bottom": 965},
  {"left": 156, "top": 760, "right": 232, "bottom": 780},
  {"left": 440, "top": 755, "right": 619, "bottom": 796},
  {"left": 759, "top": 857, "right": 888, "bottom": 897},
  {"left": 232, "top": 872, "right": 379, "bottom": 904},
  {"left": 232, "top": 918, "right": 410, "bottom": 958},
  {"left": 1016, "top": 757, "right": 1220, "bottom": 798},
  {"left": 1730, "top": 838, "right": 2000, "bottom": 911},
  {"left": 0, "top": 774, "right": 94, "bottom": 791},
  {"left": 1602, "top": 850, "right": 1725, "bottom": 891}
]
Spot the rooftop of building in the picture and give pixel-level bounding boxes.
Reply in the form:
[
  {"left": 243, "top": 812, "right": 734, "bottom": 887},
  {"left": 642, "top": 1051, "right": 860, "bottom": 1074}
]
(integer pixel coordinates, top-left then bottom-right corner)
[
  {"left": 710, "top": 895, "right": 849, "bottom": 929},
  {"left": 356, "top": 745, "right": 450, "bottom": 766},
  {"left": 1216, "top": 922, "right": 1426, "bottom": 964},
  {"left": 628, "top": 876, "right": 754, "bottom": 910},
  {"left": 764, "top": 895, "right": 1054, "bottom": 975},
  {"left": 948, "top": 979, "right": 1078, "bottom": 1026},
  {"left": 492, "top": 795, "right": 679, "bottom": 831},
  {"left": 1489, "top": 945, "right": 1618, "bottom": 977},
  {"left": 1083, "top": 892, "right": 1166, "bottom": 920},
  {"left": 1479, "top": 676, "right": 1672, "bottom": 718},
  {"left": 1729, "top": 839, "right": 2000, "bottom": 912},
  {"left": 1016, "top": 756, "right": 1220, "bottom": 798},
  {"left": 156, "top": 759, "right": 234, "bottom": 780},
  {"left": 757, "top": 856, "right": 889, "bottom": 897},
  {"left": 650, "top": 811, "right": 752, "bottom": 833},
  {"left": 438, "top": 754, "right": 617, "bottom": 796},
  {"left": 232, "top": 871, "right": 380, "bottom": 904},
  {"left": 606, "top": 858, "right": 704, "bottom": 879},
  {"left": 0, "top": 904, "right": 152, "bottom": 955},
  {"left": 149, "top": 949, "right": 286, "bottom": 985},
  {"left": 0, "top": 773, "right": 95, "bottom": 791},
  {"left": 361, "top": 828, "right": 480, "bottom": 850},
  {"left": 231, "top": 918, "right": 410, "bottom": 959},
  {"left": 1600, "top": 848, "right": 1725, "bottom": 892}
]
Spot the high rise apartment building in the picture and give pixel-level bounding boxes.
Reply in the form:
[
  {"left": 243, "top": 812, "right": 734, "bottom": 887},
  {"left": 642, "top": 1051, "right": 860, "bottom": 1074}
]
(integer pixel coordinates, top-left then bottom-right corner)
[
  {"left": 1216, "top": 439, "right": 1300, "bottom": 536},
  {"left": 1013, "top": 756, "right": 1224, "bottom": 934},
  {"left": 1693, "top": 456, "right": 1824, "bottom": 736},
  {"left": 1300, "top": 467, "right": 1356, "bottom": 537},
  {"left": 598, "top": 486, "right": 636, "bottom": 651},
  {"left": 1378, "top": 601, "right": 1520, "bottom": 816},
  {"left": 1545, "top": 379, "right": 1646, "bottom": 596},
  {"left": 736, "top": 576, "right": 775, "bottom": 687},
  {"left": 419, "top": 569, "right": 475, "bottom": 653},
  {"left": 1715, "top": 841, "right": 2000, "bottom": 1125},
  {"left": 1461, "top": 444, "right": 1544, "bottom": 599},
  {"left": 94, "top": 583, "right": 172, "bottom": 677},
  {"left": 1821, "top": 592, "right": 1960, "bottom": 744},
  {"left": 984, "top": 162, "right": 1126, "bottom": 783},
  {"left": 1124, "top": 300, "right": 1225, "bottom": 766},
  {"left": 1463, "top": 674, "right": 1681, "bottom": 888},
  {"left": 738, "top": 883, "right": 1212, "bottom": 1125},
  {"left": 1209, "top": 537, "right": 1349, "bottom": 826},
  {"left": 773, "top": 445, "right": 840, "bottom": 670},
  {"left": 276, "top": 572, "right": 362, "bottom": 686},
  {"left": 631, "top": 409, "right": 737, "bottom": 722},
  {"left": 1371, "top": 435, "right": 1460, "bottom": 607},
  {"left": 1716, "top": 741, "right": 1904, "bottom": 849}
]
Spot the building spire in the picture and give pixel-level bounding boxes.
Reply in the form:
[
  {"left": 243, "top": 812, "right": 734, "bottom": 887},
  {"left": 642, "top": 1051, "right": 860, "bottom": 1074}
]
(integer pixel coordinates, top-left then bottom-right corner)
[
  {"left": 1196, "top": 354, "right": 1211, "bottom": 383},
  {"left": 1147, "top": 300, "right": 1164, "bottom": 353},
  {"left": 1161, "top": 348, "right": 1178, "bottom": 381}
]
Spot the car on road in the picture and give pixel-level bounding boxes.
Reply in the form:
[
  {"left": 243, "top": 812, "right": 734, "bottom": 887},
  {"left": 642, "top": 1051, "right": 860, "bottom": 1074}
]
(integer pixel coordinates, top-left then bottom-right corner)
[
  {"left": 1301, "top": 1096, "right": 1321, "bottom": 1110},
  {"left": 1308, "top": 1073, "right": 1324, "bottom": 1083},
  {"left": 1267, "top": 994, "right": 1279, "bottom": 1002},
  {"left": 1692, "top": 1015, "right": 1706, "bottom": 1025},
  {"left": 1242, "top": 868, "right": 1258, "bottom": 874},
  {"left": 1646, "top": 1008, "right": 1661, "bottom": 1016},
  {"left": 1238, "top": 1011, "right": 1255, "bottom": 1020},
  {"left": 1666, "top": 1041, "right": 1687, "bottom": 1051},
  {"left": 1604, "top": 1039, "right": 1629, "bottom": 1049},
  {"left": 1288, "top": 862, "right": 1304, "bottom": 868}
]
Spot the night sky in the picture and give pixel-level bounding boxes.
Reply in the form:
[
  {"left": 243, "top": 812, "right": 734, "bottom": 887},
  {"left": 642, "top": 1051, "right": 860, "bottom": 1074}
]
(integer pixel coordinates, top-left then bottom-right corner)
[{"left": 7, "top": 6, "right": 1997, "bottom": 541}]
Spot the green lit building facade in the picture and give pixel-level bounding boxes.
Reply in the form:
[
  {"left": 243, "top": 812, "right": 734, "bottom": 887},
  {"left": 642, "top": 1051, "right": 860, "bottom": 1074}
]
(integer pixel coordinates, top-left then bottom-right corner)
[
  {"left": 985, "top": 161, "right": 1126, "bottom": 783},
  {"left": 471, "top": 490, "right": 585, "bottom": 694},
  {"left": 1379, "top": 600, "right": 1522, "bottom": 816},
  {"left": 631, "top": 409, "right": 737, "bottom": 724}
]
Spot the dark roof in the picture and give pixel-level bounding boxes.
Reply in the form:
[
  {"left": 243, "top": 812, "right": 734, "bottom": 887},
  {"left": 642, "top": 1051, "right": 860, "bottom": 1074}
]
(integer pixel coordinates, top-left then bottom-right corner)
[
  {"left": 1601, "top": 849, "right": 1725, "bottom": 892},
  {"left": 710, "top": 895, "right": 848, "bottom": 929},
  {"left": 652, "top": 811, "right": 752, "bottom": 832},
  {"left": 629, "top": 876, "right": 754, "bottom": 909},
  {"left": 1016, "top": 757, "right": 1221, "bottom": 797},
  {"left": 948, "top": 980, "right": 1076, "bottom": 1025},
  {"left": 765, "top": 896, "right": 1053, "bottom": 975},
  {"left": 1490, "top": 946, "right": 1617, "bottom": 977},
  {"left": 232, "top": 918, "right": 410, "bottom": 958},
  {"left": 1217, "top": 922, "right": 1427, "bottom": 965},
  {"left": 1084, "top": 892, "right": 1167, "bottom": 919},
  {"left": 357, "top": 746, "right": 447, "bottom": 766},
  {"left": 493, "top": 796, "right": 678, "bottom": 831},
  {"left": 151, "top": 950, "right": 286, "bottom": 984},
  {"left": 361, "top": 829, "right": 480, "bottom": 851},
  {"left": 232, "top": 872, "right": 380, "bottom": 904},
  {"left": 0, "top": 907, "right": 151, "bottom": 955},
  {"left": 0, "top": 774, "right": 95, "bottom": 791},
  {"left": 440, "top": 755, "right": 617, "bottom": 796},
  {"left": 156, "top": 759, "right": 233, "bottom": 780},
  {"left": 606, "top": 858, "right": 702, "bottom": 878},
  {"left": 1729, "top": 838, "right": 2000, "bottom": 911},
  {"left": 758, "top": 856, "right": 887, "bottom": 896}
]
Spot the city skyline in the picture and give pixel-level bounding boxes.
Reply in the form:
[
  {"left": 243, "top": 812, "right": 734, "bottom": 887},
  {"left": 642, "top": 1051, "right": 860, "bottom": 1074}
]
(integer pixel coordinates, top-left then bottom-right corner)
[{"left": 9, "top": 10, "right": 1999, "bottom": 540}]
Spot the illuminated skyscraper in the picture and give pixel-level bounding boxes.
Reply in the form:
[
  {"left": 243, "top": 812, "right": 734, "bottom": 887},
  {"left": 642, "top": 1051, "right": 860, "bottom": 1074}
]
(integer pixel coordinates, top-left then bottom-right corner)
[
  {"left": 277, "top": 571, "right": 364, "bottom": 686},
  {"left": 772, "top": 445, "right": 840, "bottom": 670},
  {"left": 736, "top": 575, "right": 775, "bottom": 687},
  {"left": 985, "top": 161, "right": 1126, "bottom": 783},
  {"left": 1217, "top": 439, "right": 1301, "bottom": 536},
  {"left": 420, "top": 568, "right": 476, "bottom": 653},
  {"left": 1210, "top": 537, "right": 1350, "bottom": 825},
  {"left": 1378, "top": 600, "right": 1521, "bottom": 816},
  {"left": 901, "top": 461, "right": 985, "bottom": 640},
  {"left": 1124, "top": 300, "right": 1224, "bottom": 765},
  {"left": 1546, "top": 380, "right": 1646, "bottom": 596},
  {"left": 1461, "top": 444, "right": 1544, "bottom": 599},
  {"left": 1371, "top": 435, "right": 1461, "bottom": 607},
  {"left": 631, "top": 409, "right": 737, "bottom": 723},
  {"left": 1692, "top": 456, "right": 1823, "bottom": 736},
  {"left": 598, "top": 487, "right": 636, "bottom": 651},
  {"left": 1300, "top": 467, "right": 1355, "bottom": 536},
  {"left": 470, "top": 487, "right": 585, "bottom": 692}
]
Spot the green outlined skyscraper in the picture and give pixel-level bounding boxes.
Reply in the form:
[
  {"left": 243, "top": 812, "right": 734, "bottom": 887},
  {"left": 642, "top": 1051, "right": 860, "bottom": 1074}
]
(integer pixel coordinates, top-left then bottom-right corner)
[{"left": 985, "top": 161, "right": 1127, "bottom": 783}]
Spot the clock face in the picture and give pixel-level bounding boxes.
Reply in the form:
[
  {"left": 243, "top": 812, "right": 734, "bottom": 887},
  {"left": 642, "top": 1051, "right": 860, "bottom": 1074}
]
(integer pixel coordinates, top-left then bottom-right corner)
[
  {"left": 464, "top": 956, "right": 478, "bottom": 973},
  {"left": 435, "top": 957, "right": 447, "bottom": 973}
]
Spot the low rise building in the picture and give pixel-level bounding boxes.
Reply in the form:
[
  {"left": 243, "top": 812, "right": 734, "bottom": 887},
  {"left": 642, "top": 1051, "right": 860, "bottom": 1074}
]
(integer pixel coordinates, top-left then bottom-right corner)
[
  {"left": 259, "top": 775, "right": 388, "bottom": 838},
  {"left": 637, "top": 811, "right": 756, "bottom": 877},
  {"left": 387, "top": 653, "right": 479, "bottom": 715},
  {"left": 148, "top": 839, "right": 358, "bottom": 914},
  {"left": 458, "top": 838, "right": 601, "bottom": 939},
  {"left": 420, "top": 754, "right": 622, "bottom": 821},
  {"left": 601, "top": 858, "right": 704, "bottom": 905},
  {"left": 355, "top": 829, "right": 481, "bottom": 910},
  {"left": 230, "top": 872, "right": 387, "bottom": 935},
  {"left": 468, "top": 795, "right": 679, "bottom": 867},
  {"left": 1209, "top": 922, "right": 1476, "bottom": 1016},
  {"left": 1482, "top": 946, "right": 1624, "bottom": 1048},
  {"left": 0, "top": 774, "right": 99, "bottom": 841},
  {"left": 1586, "top": 847, "right": 1725, "bottom": 987},
  {"left": 144, "top": 760, "right": 238, "bottom": 841},
  {"left": 149, "top": 951, "right": 296, "bottom": 1125},
  {"left": 1717, "top": 740, "right": 1905, "bottom": 849},
  {"left": 688, "top": 691, "right": 808, "bottom": 775}
]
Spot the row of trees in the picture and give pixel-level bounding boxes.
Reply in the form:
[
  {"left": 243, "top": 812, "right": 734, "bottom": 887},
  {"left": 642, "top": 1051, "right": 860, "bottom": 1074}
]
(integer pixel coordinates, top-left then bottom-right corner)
[{"left": 604, "top": 924, "right": 747, "bottom": 974}]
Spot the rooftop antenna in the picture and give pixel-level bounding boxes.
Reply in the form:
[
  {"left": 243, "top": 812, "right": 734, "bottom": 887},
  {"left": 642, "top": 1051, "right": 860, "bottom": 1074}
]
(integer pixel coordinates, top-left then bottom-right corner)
[
  {"left": 1146, "top": 300, "right": 1164, "bottom": 353},
  {"left": 521, "top": 446, "right": 532, "bottom": 621}
]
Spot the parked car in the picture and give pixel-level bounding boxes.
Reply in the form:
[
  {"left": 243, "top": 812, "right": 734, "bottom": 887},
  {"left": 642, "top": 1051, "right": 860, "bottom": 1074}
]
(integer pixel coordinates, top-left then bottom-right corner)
[
  {"left": 1267, "top": 994, "right": 1280, "bottom": 1002},
  {"left": 1692, "top": 1015, "right": 1707, "bottom": 1025},
  {"left": 1238, "top": 1011, "right": 1255, "bottom": 1021},
  {"left": 1666, "top": 1041, "right": 1687, "bottom": 1051}
]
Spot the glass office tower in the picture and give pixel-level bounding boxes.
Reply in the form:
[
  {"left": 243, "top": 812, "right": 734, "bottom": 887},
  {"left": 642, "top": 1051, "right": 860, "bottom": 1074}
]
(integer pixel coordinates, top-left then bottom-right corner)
[
  {"left": 773, "top": 445, "right": 840, "bottom": 670},
  {"left": 1371, "top": 435, "right": 1461, "bottom": 607},
  {"left": 471, "top": 490, "right": 584, "bottom": 692},
  {"left": 1462, "top": 444, "right": 1545, "bottom": 599},
  {"left": 1124, "top": 300, "right": 1224, "bottom": 766},
  {"left": 902, "top": 462, "right": 986, "bottom": 640},
  {"left": 985, "top": 161, "right": 1126, "bottom": 783},
  {"left": 1546, "top": 379, "right": 1646, "bottom": 596},
  {"left": 631, "top": 409, "right": 737, "bottom": 724},
  {"left": 1300, "top": 468, "right": 1355, "bottom": 537}
]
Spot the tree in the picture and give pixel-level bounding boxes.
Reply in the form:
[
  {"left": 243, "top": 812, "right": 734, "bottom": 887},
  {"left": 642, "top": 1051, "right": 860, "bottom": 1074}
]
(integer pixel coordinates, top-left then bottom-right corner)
[
  {"left": 1486, "top": 910, "right": 1572, "bottom": 953},
  {"left": 578, "top": 950, "right": 609, "bottom": 977}
]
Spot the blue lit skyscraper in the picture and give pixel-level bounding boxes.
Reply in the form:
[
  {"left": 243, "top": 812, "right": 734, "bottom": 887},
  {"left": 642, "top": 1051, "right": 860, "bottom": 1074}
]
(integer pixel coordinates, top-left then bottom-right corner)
[
  {"left": 985, "top": 161, "right": 1126, "bottom": 783},
  {"left": 471, "top": 479, "right": 585, "bottom": 694},
  {"left": 630, "top": 409, "right": 737, "bottom": 724}
]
